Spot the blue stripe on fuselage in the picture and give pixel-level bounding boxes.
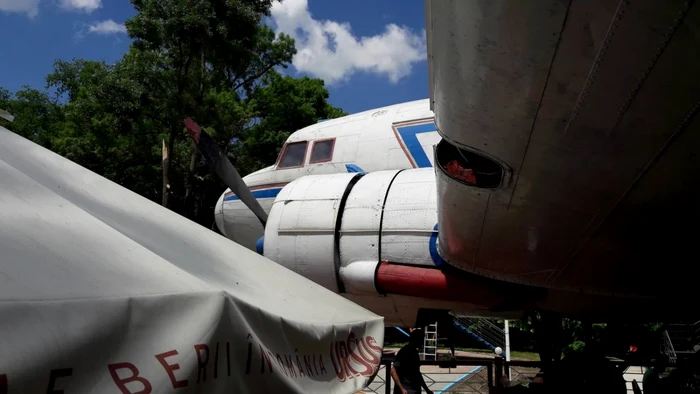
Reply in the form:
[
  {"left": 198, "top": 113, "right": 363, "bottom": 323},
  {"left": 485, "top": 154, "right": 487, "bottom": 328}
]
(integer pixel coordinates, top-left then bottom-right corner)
[
  {"left": 345, "top": 163, "right": 365, "bottom": 173},
  {"left": 429, "top": 223, "right": 446, "bottom": 266},
  {"left": 395, "top": 122, "right": 437, "bottom": 168},
  {"left": 224, "top": 188, "right": 282, "bottom": 202}
]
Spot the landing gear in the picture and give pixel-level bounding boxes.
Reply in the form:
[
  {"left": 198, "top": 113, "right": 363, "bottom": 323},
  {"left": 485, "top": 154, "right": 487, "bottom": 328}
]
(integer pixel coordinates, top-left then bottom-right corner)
[
  {"left": 530, "top": 310, "right": 564, "bottom": 372},
  {"left": 529, "top": 310, "right": 628, "bottom": 393},
  {"left": 440, "top": 314, "right": 457, "bottom": 359}
]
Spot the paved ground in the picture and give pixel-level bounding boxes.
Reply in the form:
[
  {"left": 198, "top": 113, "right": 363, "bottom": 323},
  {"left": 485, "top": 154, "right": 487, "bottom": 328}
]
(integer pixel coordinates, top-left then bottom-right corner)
[
  {"left": 447, "top": 365, "right": 541, "bottom": 393},
  {"left": 623, "top": 366, "right": 646, "bottom": 393},
  {"left": 362, "top": 362, "right": 644, "bottom": 393},
  {"left": 359, "top": 349, "right": 495, "bottom": 393},
  {"left": 361, "top": 364, "right": 646, "bottom": 394},
  {"left": 363, "top": 348, "right": 648, "bottom": 393},
  {"left": 361, "top": 364, "right": 486, "bottom": 394}
]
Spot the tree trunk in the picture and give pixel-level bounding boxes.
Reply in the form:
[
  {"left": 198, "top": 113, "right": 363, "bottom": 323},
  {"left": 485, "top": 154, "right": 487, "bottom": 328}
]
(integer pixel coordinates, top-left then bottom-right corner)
[
  {"left": 161, "top": 139, "right": 169, "bottom": 206},
  {"left": 199, "top": 51, "right": 205, "bottom": 103},
  {"left": 182, "top": 51, "right": 205, "bottom": 218},
  {"left": 162, "top": 125, "right": 177, "bottom": 207}
]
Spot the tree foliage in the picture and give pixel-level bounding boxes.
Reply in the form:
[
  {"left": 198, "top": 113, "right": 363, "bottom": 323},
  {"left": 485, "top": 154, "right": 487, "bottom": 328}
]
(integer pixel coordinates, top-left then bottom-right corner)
[
  {"left": 507, "top": 313, "right": 664, "bottom": 361},
  {"left": 1, "top": 0, "right": 346, "bottom": 227},
  {"left": 124, "top": 0, "right": 297, "bottom": 207},
  {"left": 237, "top": 70, "right": 343, "bottom": 172},
  {"left": 0, "top": 86, "right": 63, "bottom": 148}
]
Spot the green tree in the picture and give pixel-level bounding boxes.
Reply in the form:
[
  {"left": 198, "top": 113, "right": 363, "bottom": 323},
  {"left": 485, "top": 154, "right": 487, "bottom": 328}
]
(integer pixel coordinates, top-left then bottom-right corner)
[
  {"left": 1, "top": 0, "right": 347, "bottom": 229},
  {"left": 124, "top": 0, "right": 295, "bottom": 208},
  {"left": 45, "top": 58, "right": 164, "bottom": 201},
  {"left": 185, "top": 71, "right": 347, "bottom": 226},
  {"left": 0, "top": 86, "right": 63, "bottom": 148},
  {"left": 234, "top": 70, "right": 348, "bottom": 174}
]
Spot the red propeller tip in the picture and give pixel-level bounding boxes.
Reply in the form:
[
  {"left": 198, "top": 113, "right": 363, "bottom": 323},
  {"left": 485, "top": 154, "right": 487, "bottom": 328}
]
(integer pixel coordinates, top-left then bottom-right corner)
[{"left": 184, "top": 118, "right": 202, "bottom": 144}]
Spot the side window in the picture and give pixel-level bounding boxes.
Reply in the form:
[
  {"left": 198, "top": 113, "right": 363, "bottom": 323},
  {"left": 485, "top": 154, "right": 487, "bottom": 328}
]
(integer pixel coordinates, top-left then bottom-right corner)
[
  {"left": 277, "top": 141, "right": 308, "bottom": 169},
  {"left": 310, "top": 139, "right": 335, "bottom": 163}
]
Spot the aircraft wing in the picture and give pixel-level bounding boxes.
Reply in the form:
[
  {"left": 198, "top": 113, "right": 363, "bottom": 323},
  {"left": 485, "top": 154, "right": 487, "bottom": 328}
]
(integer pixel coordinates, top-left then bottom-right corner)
[
  {"left": 0, "top": 125, "right": 384, "bottom": 393},
  {"left": 426, "top": 0, "right": 700, "bottom": 319}
]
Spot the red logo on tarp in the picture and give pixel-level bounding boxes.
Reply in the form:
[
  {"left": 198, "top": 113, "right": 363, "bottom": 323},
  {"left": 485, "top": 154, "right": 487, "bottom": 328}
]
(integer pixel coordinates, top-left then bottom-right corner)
[{"left": 330, "top": 333, "right": 382, "bottom": 382}]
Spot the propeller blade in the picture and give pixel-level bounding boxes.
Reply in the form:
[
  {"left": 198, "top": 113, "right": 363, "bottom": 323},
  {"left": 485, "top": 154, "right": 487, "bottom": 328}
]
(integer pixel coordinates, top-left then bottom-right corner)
[{"left": 184, "top": 118, "right": 268, "bottom": 227}]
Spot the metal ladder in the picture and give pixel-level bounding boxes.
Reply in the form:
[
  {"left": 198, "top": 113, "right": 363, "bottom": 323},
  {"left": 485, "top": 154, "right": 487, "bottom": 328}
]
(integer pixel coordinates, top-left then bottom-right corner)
[{"left": 422, "top": 322, "right": 438, "bottom": 360}]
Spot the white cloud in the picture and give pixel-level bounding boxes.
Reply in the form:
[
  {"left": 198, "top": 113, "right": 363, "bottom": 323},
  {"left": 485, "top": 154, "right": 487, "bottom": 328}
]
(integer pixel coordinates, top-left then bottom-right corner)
[
  {"left": 60, "top": 0, "right": 101, "bottom": 13},
  {"left": 270, "top": 0, "right": 426, "bottom": 85},
  {"left": 0, "top": 0, "right": 101, "bottom": 17},
  {"left": 88, "top": 19, "right": 126, "bottom": 35},
  {"left": 0, "top": 0, "right": 41, "bottom": 18}
]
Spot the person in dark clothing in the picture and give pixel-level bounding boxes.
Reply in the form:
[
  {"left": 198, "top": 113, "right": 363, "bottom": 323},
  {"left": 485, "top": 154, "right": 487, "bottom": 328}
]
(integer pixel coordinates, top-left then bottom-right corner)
[
  {"left": 391, "top": 329, "right": 433, "bottom": 394},
  {"left": 642, "top": 356, "right": 667, "bottom": 394}
]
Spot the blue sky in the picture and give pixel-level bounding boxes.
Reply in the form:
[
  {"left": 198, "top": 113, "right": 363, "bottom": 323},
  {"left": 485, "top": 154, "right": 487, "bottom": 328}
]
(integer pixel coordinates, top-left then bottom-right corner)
[{"left": 0, "top": 0, "right": 429, "bottom": 114}]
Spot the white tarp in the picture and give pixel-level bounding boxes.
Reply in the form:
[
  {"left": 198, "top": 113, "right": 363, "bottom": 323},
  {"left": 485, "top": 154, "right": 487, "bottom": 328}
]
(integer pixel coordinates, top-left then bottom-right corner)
[{"left": 0, "top": 126, "right": 385, "bottom": 394}]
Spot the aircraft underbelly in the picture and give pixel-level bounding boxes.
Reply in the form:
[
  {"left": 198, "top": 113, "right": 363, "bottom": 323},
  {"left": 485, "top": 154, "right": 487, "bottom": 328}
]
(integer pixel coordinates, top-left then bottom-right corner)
[{"left": 427, "top": 0, "right": 700, "bottom": 311}]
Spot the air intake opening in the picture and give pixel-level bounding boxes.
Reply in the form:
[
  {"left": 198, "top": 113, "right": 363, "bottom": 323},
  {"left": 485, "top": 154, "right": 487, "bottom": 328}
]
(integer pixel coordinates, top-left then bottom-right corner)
[{"left": 436, "top": 140, "right": 503, "bottom": 189}]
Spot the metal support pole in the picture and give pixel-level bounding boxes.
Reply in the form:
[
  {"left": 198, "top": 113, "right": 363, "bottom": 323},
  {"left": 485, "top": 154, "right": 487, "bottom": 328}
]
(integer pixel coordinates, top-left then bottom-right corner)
[
  {"left": 385, "top": 361, "right": 391, "bottom": 394},
  {"left": 505, "top": 320, "right": 511, "bottom": 380},
  {"left": 487, "top": 363, "right": 493, "bottom": 389},
  {"left": 495, "top": 355, "right": 504, "bottom": 392}
]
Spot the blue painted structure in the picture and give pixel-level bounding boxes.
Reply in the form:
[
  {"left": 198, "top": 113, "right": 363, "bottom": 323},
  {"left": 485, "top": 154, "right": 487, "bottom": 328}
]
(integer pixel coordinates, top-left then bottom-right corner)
[
  {"left": 394, "top": 327, "right": 410, "bottom": 337},
  {"left": 453, "top": 319, "right": 496, "bottom": 350},
  {"left": 256, "top": 237, "right": 264, "bottom": 255},
  {"left": 345, "top": 163, "right": 365, "bottom": 173},
  {"left": 437, "top": 366, "right": 483, "bottom": 394},
  {"left": 394, "top": 121, "right": 437, "bottom": 168},
  {"left": 429, "top": 224, "right": 446, "bottom": 266}
]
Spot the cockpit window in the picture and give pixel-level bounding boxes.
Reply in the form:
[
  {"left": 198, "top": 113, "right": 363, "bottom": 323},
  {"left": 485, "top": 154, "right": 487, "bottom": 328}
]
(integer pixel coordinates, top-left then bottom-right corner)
[
  {"left": 277, "top": 141, "right": 308, "bottom": 169},
  {"left": 310, "top": 139, "right": 335, "bottom": 163}
]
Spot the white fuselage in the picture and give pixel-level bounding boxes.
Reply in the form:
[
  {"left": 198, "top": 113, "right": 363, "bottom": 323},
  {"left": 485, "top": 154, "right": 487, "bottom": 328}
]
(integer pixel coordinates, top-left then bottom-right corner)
[
  {"left": 212, "top": 98, "right": 512, "bottom": 326},
  {"left": 215, "top": 98, "right": 440, "bottom": 251}
]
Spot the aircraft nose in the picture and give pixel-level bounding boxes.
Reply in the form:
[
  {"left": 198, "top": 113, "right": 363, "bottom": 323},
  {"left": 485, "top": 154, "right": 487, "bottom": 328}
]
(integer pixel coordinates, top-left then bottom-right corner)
[{"left": 214, "top": 190, "right": 227, "bottom": 237}]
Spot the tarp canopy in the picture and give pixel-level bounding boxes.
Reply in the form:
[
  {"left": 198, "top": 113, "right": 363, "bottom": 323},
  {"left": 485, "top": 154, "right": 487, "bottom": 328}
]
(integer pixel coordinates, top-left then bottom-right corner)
[{"left": 0, "top": 126, "right": 384, "bottom": 394}]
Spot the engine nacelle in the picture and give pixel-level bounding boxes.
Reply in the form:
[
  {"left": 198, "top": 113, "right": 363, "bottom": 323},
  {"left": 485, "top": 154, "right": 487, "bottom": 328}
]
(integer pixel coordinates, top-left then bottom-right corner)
[{"left": 262, "top": 169, "right": 439, "bottom": 295}]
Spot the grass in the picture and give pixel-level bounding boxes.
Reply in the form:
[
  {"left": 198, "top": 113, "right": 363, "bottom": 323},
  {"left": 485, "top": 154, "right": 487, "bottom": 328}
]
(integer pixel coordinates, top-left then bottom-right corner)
[
  {"left": 510, "top": 351, "right": 540, "bottom": 361},
  {"left": 383, "top": 343, "right": 540, "bottom": 361},
  {"left": 451, "top": 348, "right": 540, "bottom": 361},
  {"left": 384, "top": 342, "right": 408, "bottom": 348}
]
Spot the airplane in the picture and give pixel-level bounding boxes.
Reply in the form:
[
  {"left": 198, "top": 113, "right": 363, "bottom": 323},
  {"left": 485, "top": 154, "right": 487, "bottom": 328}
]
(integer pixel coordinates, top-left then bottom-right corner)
[
  {"left": 188, "top": 113, "right": 523, "bottom": 328},
  {"left": 199, "top": 0, "right": 700, "bottom": 331},
  {"left": 197, "top": 97, "right": 656, "bottom": 328},
  {"left": 213, "top": 98, "right": 440, "bottom": 252},
  {"left": 203, "top": 98, "right": 530, "bottom": 327},
  {"left": 5, "top": 2, "right": 700, "bottom": 392}
]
